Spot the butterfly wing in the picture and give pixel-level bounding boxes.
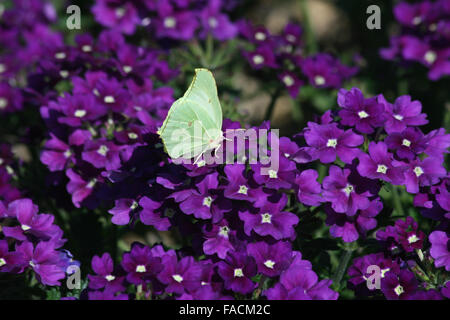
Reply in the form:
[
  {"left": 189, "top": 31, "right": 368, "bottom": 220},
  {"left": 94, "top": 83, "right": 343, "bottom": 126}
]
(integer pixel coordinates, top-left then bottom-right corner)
[{"left": 158, "top": 69, "right": 223, "bottom": 160}]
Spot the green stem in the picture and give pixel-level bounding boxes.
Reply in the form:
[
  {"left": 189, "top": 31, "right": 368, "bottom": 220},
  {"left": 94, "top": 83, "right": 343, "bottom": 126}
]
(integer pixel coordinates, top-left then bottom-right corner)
[
  {"left": 392, "top": 185, "right": 404, "bottom": 216},
  {"left": 264, "top": 86, "right": 283, "bottom": 121},
  {"left": 299, "top": 0, "right": 317, "bottom": 54},
  {"left": 333, "top": 246, "right": 355, "bottom": 288}
]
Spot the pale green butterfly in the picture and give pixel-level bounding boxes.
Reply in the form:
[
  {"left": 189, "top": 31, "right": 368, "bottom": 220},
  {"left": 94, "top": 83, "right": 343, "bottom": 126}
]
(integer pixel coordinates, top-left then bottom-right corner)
[{"left": 157, "top": 68, "right": 225, "bottom": 164}]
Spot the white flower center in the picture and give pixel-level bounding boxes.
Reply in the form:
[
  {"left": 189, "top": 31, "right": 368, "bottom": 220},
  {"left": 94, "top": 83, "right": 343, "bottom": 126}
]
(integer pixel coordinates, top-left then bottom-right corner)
[
  {"left": 286, "top": 34, "right": 296, "bottom": 43},
  {"left": 0, "top": 98, "right": 8, "bottom": 109},
  {"left": 164, "top": 17, "right": 176, "bottom": 28},
  {"left": 283, "top": 75, "right": 294, "bottom": 87},
  {"left": 326, "top": 138, "right": 338, "bottom": 148},
  {"left": 413, "top": 166, "right": 424, "bottom": 177},
  {"left": 141, "top": 17, "right": 151, "bottom": 26},
  {"left": 412, "top": 16, "right": 422, "bottom": 25},
  {"left": 0, "top": 64, "right": 6, "bottom": 73},
  {"left": 59, "top": 70, "right": 69, "bottom": 78},
  {"left": 408, "top": 234, "right": 419, "bottom": 244},
  {"left": 123, "top": 65, "right": 133, "bottom": 73},
  {"left": 104, "top": 96, "right": 115, "bottom": 104},
  {"left": 343, "top": 184, "right": 354, "bottom": 196},
  {"left": 219, "top": 226, "right": 230, "bottom": 238},
  {"left": 402, "top": 139, "right": 411, "bottom": 147},
  {"left": 238, "top": 185, "right": 248, "bottom": 195},
  {"left": 424, "top": 50, "right": 437, "bottom": 64},
  {"left": 358, "top": 110, "right": 369, "bottom": 119},
  {"left": 82, "top": 45, "right": 92, "bottom": 53},
  {"left": 128, "top": 132, "right": 138, "bottom": 140},
  {"left": 208, "top": 17, "right": 218, "bottom": 28},
  {"left": 172, "top": 274, "right": 183, "bottom": 283},
  {"left": 314, "top": 75, "right": 326, "bottom": 86},
  {"left": 130, "top": 201, "right": 139, "bottom": 210},
  {"left": 234, "top": 268, "right": 244, "bottom": 277},
  {"left": 264, "top": 260, "right": 275, "bottom": 269},
  {"left": 87, "top": 178, "right": 97, "bottom": 189},
  {"left": 261, "top": 213, "right": 272, "bottom": 224},
  {"left": 29, "top": 261, "right": 36, "bottom": 268},
  {"left": 377, "top": 164, "right": 388, "bottom": 174},
  {"left": 74, "top": 109, "right": 86, "bottom": 118},
  {"left": 429, "top": 23, "right": 437, "bottom": 31},
  {"left": 203, "top": 196, "right": 213, "bottom": 208},
  {"left": 105, "top": 274, "right": 115, "bottom": 282},
  {"left": 253, "top": 55, "right": 264, "bottom": 65},
  {"left": 0, "top": 258, "right": 6, "bottom": 267},
  {"left": 54, "top": 52, "right": 66, "bottom": 60},
  {"left": 93, "top": 88, "right": 100, "bottom": 96},
  {"left": 97, "top": 145, "right": 109, "bottom": 156},
  {"left": 21, "top": 224, "right": 31, "bottom": 231},
  {"left": 115, "top": 7, "right": 125, "bottom": 18},
  {"left": 64, "top": 150, "right": 72, "bottom": 158},
  {"left": 136, "top": 265, "right": 146, "bottom": 273},
  {"left": 394, "top": 284, "right": 404, "bottom": 296},
  {"left": 381, "top": 268, "right": 390, "bottom": 278},
  {"left": 394, "top": 114, "right": 404, "bottom": 121},
  {"left": 268, "top": 169, "right": 278, "bottom": 179},
  {"left": 255, "top": 32, "right": 266, "bottom": 41}
]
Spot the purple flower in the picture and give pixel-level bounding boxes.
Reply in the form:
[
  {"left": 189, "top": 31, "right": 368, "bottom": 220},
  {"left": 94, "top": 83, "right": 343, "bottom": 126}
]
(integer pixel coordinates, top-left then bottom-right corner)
[
  {"left": 0, "top": 240, "right": 24, "bottom": 273},
  {"left": 202, "top": 219, "right": 235, "bottom": 259},
  {"left": 393, "top": 1, "right": 432, "bottom": 27},
  {"left": 265, "top": 261, "right": 338, "bottom": 300},
  {"left": 294, "top": 169, "right": 322, "bottom": 206},
  {"left": 304, "top": 122, "right": 364, "bottom": 164},
  {"left": 82, "top": 139, "right": 122, "bottom": 171},
  {"left": 88, "top": 253, "right": 125, "bottom": 293},
  {"left": 0, "top": 82, "right": 23, "bottom": 113},
  {"left": 121, "top": 243, "right": 163, "bottom": 285},
  {"left": 325, "top": 199, "right": 382, "bottom": 242},
  {"left": 223, "top": 164, "right": 263, "bottom": 202},
  {"left": 217, "top": 252, "right": 257, "bottom": 295},
  {"left": 57, "top": 93, "right": 105, "bottom": 127},
  {"left": 199, "top": 0, "right": 237, "bottom": 41},
  {"left": 429, "top": 231, "right": 450, "bottom": 271},
  {"left": 154, "top": 0, "right": 199, "bottom": 41},
  {"left": 244, "top": 44, "right": 278, "bottom": 69},
  {"left": 279, "top": 71, "right": 303, "bottom": 98},
  {"left": 15, "top": 241, "right": 66, "bottom": 286},
  {"left": 401, "top": 157, "right": 446, "bottom": 194},
  {"left": 157, "top": 255, "right": 203, "bottom": 295},
  {"left": 175, "top": 172, "right": 231, "bottom": 221},
  {"left": 247, "top": 241, "right": 292, "bottom": 277},
  {"left": 3, "top": 199, "right": 60, "bottom": 241},
  {"left": 384, "top": 127, "right": 426, "bottom": 160},
  {"left": 357, "top": 142, "right": 405, "bottom": 185},
  {"left": 138, "top": 197, "right": 171, "bottom": 231},
  {"left": 301, "top": 54, "right": 357, "bottom": 89},
  {"left": 381, "top": 270, "right": 418, "bottom": 300},
  {"left": 108, "top": 199, "right": 138, "bottom": 225},
  {"left": 92, "top": 0, "right": 140, "bottom": 35},
  {"left": 378, "top": 94, "right": 428, "bottom": 134},
  {"left": 252, "top": 156, "right": 296, "bottom": 189},
  {"left": 239, "top": 194, "right": 299, "bottom": 240},
  {"left": 322, "top": 166, "right": 372, "bottom": 215},
  {"left": 66, "top": 169, "right": 97, "bottom": 208},
  {"left": 337, "top": 88, "right": 386, "bottom": 134}
]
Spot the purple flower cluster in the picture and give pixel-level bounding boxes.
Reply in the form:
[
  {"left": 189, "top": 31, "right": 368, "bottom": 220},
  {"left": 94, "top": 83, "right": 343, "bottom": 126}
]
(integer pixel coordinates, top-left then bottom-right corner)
[
  {"left": 348, "top": 216, "right": 448, "bottom": 300},
  {"left": 38, "top": 30, "right": 177, "bottom": 208},
  {"left": 0, "top": 0, "right": 60, "bottom": 113},
  {"left": 0, "top": 198, "right": 77, "bottom": 286},
  {"left": 381, "top": 0, "right": 450, "bottom": 80},
  {"left": 292, "top": 87, "right": 449, "bottom": 243},
  {"left": 239, "top": 21, "right": 358, "bottom": 98},
  {"left": 92, "top": 0, "right": 238, "bottom": 40}
]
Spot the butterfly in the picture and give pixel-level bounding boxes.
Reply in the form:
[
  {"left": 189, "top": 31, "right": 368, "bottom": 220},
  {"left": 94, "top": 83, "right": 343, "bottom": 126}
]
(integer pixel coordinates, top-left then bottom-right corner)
[{"left": 157, "top": 68, "right": 224, "bottom": 164}]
